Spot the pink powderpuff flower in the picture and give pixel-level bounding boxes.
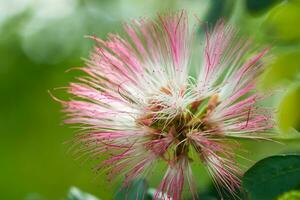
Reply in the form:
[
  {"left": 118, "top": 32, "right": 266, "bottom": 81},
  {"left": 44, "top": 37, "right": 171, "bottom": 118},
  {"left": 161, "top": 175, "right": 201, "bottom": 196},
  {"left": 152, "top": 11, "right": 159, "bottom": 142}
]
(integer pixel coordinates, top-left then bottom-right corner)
[{"left": 58, "top": 11, "right": 274, "bottom": 200}]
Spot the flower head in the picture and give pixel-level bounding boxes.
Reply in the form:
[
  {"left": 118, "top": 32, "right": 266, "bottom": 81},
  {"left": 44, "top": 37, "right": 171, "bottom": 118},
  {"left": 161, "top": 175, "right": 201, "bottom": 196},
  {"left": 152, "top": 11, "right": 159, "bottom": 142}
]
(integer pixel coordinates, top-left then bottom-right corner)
[{"left": 59, "top": 11, "right": 273, "bottom": 199}]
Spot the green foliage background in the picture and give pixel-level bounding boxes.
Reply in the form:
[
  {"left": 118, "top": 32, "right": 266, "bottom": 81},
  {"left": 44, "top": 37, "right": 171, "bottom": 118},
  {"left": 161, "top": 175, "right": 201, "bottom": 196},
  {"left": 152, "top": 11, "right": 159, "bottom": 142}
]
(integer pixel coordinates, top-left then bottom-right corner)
[{"left": 0, "top": 0, "right": 300, "bottom": 199}]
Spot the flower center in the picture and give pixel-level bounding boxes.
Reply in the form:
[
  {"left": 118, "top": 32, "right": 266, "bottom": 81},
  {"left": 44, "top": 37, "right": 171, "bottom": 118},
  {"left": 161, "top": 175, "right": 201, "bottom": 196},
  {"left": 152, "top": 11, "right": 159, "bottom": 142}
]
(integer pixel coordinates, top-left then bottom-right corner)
[{"left": 137, "top": 93, "right": 221, "bottom": 162}]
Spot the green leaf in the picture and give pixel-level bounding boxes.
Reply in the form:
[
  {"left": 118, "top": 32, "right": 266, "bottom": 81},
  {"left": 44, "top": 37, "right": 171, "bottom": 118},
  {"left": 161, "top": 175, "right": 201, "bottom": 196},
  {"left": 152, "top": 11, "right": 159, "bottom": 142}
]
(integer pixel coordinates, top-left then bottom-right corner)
[
  {"left": 277, "top": 190, "right": 300, "bottom": 200},
  {"left": 260, "top": 50, "right": 300, "bottom": 89},
  {"left": 278, "top": 85, "right": 300, "bottom": 132},
  {"left": 245, "top": 0, "right": 281, "bottom": 13},
  {"left": 204, "top": 0, "right": 235, "bottom": 25},
  {"left": 263, "top": 1, "right": 300, "bottom": 43},
  {"left": 114, "top": 178, "right": 152, "bottom": 200},
  {"left": 67, "top": 187, "right": 100, "bottom": 200},
  {"left": 243, "top": 155, "right": 300, "bottom": 200}
]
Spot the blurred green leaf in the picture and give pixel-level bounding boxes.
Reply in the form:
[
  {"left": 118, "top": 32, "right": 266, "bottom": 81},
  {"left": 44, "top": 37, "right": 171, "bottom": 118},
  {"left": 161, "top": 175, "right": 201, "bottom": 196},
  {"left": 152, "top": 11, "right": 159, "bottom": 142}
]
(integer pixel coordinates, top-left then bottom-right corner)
[
  {"left": 263, "top": 1, "right": 300, "bottom": 43},
  {"left": 21, "top": 12, "right": 87, "bottom": 64},
  {"left": 114, "top": 179, "right": 151, "bottom": 200},
  {"left": 25, "top": 193, "right": 45, "bottom": 200},
  {"left": 205, "top": 0, "right": 235, "bottom": 25},
  {"left": 243, "top": 155, "right": 300, "bottom": 200},
  {"left": 260, "top": 50, "right": 300, "bottom": 89},
  {"left": 278, "top": 85, "right": 300, "bottom": 132},
  {"left": 245, "top": 0, "right": 281, "bottom": 13},
  {"left": 67, "top": 187, "right": 100, "bottom": 200},
  {"left": 277, "top": 190, "right": 300, "bottom": 200}
]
